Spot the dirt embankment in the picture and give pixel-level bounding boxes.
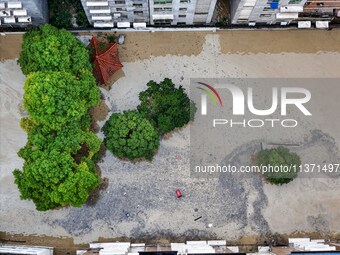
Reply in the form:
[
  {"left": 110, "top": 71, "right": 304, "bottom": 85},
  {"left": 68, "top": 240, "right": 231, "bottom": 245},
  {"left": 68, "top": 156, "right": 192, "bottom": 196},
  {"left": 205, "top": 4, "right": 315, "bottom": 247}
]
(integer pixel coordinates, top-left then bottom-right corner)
[{"left": 0, "top": 34, "right": 23, "bottom": 61}]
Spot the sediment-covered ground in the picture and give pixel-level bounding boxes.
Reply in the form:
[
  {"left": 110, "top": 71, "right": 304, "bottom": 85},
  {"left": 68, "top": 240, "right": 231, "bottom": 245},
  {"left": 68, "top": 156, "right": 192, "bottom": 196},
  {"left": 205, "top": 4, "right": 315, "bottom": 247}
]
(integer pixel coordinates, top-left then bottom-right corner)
[{"left": 1, "top": 31, "right": 340, "bottom": 244}]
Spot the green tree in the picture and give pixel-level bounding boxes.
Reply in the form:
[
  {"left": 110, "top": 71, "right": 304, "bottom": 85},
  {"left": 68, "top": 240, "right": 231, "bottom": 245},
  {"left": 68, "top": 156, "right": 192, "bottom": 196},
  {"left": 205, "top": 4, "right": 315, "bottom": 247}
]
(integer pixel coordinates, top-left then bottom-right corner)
[
  {"left": 13, "top": 154, "right": 99, "bottom": 211},
  {"left": 14, "top": 24, "right": 102, "bottom": 211},
  {"left": 18, "top": 24, "right": 91, "bottom": 75},
  {"left": 76, "top": 9, "right": 89, "bottom": 27},
  {"left": 25, "top": 125, "right": 101, "bottom": 159},
  {"left": 48, "top": 0, "right": 72, "bottom": 28},
  {"left": 137, "top": 78, "right": 194, "bottom": 135},
  {"left": 256, "top": 146, "right": 301, "bottom": 185},
  {"left": 102, "top": 110, "right": 160, "bottom": 161},
  {"left": 23, "top": 71, "right": 99, "bottom": 131},
  {"left": 13, "top": 125, "right": 101, "bottom": 211},
  {"left": 49, "top": 162, "right": 99, "bottom": 207},
  {"left": 48, "top": 0, "right": 89, "bottom": 28}
]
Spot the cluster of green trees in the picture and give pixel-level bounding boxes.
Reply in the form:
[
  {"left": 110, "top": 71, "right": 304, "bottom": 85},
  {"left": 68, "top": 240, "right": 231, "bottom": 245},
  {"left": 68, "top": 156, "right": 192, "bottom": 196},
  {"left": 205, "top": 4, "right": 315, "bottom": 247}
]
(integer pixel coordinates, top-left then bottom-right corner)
[
  {"left": 103, "top": 78, "right": 194, "bottom": 161},
  {"left": 14, "top": 24, "right": 101, "bottom": 211},
  {"left": 256, "top": 146, "right": 301, "bottom": 185},
  {"left": 48, "top": 0, "right": 89, "bottom": 28}
]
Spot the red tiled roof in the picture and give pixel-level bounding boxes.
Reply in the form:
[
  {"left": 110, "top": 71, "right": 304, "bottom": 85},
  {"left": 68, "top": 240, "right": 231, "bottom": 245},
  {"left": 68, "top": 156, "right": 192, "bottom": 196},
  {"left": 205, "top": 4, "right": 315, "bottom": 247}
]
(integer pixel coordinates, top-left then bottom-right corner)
[{"left": 88, "top": 36, "right": 123, "bottom": 85}]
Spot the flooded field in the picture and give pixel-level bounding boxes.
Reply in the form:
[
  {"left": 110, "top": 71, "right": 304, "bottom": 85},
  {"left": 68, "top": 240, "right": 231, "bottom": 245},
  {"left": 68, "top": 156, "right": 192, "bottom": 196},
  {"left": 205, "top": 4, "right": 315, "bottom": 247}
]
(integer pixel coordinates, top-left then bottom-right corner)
[{"left": 1, "top": 30, "right": 340, "bottom": 247}]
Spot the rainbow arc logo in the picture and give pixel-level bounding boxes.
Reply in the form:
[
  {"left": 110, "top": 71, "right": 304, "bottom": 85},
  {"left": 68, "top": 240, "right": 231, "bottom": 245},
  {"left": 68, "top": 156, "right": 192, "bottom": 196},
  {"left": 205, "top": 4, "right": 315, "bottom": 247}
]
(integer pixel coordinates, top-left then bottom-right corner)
[{"left": 197, "top": 82, "right": 223, "bottom": 115}]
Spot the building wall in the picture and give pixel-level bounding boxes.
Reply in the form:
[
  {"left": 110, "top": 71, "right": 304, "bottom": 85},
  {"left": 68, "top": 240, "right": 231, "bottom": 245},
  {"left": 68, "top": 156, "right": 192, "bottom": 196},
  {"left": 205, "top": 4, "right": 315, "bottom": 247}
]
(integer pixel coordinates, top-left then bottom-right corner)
[
  {"left": 81, "top": 0, "right": 150, "bottom": 26},
  {"left": 81, "top": 0, "right": 217, "bottom": 27},
  {"left": 231, "top": 0, "right": 308, "bottom": 25},
  {"left": 21, "top": 0, "right": 48, "bottom": 25},
  {"left": 0, "top": 0, "right": 48, "bottom": 26}
]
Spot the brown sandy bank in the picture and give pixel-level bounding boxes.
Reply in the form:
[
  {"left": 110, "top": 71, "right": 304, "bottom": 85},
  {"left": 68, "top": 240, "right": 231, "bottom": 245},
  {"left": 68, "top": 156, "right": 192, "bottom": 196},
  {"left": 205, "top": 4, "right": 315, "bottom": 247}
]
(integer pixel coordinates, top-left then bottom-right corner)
[{"left": 2, "top": 29, "right": 340, "bottom": 61}]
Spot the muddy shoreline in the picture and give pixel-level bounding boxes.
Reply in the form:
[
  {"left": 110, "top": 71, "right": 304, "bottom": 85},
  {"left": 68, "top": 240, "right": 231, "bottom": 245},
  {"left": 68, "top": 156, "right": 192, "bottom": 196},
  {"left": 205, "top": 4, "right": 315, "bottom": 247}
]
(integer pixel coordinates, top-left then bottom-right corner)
[{"left": 3, "top": 30, "right": 340, "bottom": 62}]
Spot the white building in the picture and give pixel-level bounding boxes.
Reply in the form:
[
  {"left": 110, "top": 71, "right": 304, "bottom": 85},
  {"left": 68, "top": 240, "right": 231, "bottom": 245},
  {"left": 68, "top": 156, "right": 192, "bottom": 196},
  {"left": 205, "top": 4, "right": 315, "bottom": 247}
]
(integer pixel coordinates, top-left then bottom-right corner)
[
  {"left": 80, "top": 0, "right": 217, "bottom": 28},
  {"left": 230, "top": 0, "right": 337, "bottom": 27},
  {"left": 230, "top": 0, "right": 308, "bottom": 25},
  {"left": 0, "top": 0, "right": 48, "bottom": 26},
  {"left": 0, "top": 245, "right": 53, "bottom": 255},
  {"left": 77, "top": 240, "right": 232, "bottom": 254},
  {"left": 288, "top": 238, "right": 337, "bottom": 251}
]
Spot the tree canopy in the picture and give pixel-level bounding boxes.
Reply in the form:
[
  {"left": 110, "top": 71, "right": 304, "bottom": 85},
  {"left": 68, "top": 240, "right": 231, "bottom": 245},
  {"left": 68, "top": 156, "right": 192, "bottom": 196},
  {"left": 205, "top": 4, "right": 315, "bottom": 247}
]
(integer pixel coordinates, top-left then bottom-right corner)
[
  {"left": 18, "top": 24, "right": 91, "bottom": 75},
  {"left": 256, "top": 146, "right": 300, "bottom": 185},
  {"left": 14, "top": 24, "right": 102, "bottom": 211},
  {"left": 24, "top": 71, "right": 99, "bottom": 131},
  {"left": 137, "top": 78, "right": 194, "bottom": 135},
  {"left": 14, "top": 116, "right": 101, "bottom": 211},
  {"left": 14, "top": 123, "right": 101, "bottom": 209},
  {"left": 102, "top": 110, "right": 160, "bottom": 161}
]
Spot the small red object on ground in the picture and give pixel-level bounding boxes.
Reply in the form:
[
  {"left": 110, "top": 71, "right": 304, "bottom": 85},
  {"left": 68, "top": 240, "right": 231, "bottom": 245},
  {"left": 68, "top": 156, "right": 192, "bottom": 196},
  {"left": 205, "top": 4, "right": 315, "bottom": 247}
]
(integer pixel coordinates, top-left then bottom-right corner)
[{"left": 176, "top": 189, "right": 182, "bottom": 198}]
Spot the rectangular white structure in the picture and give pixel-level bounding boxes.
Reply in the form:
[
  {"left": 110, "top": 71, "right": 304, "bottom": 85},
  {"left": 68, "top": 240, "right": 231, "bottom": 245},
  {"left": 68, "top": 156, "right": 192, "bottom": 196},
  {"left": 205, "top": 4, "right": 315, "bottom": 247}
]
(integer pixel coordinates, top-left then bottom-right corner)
[
  {"left": 311, "top": 239, "right": 325, "bottom": 243},
  {"left": 171, "top": 243, "right": 186, "bottom": 253},
  {"left": 90, "top": 243, "right": 131, "bottom": 249},
  {"left": 316, "top": 21, "right": 329, "bottom": 29},
  {"left": 227, "top": 246, "right": 240, "bottom": 253},
  {"left": 298, "top": 21, "right": 311, "bottom": 28},
  {"left": 129, "top": 244, "right": 145, "bottom": 253},
  {"left": 92, "top": 15, "right": 112, "bottom": 20},
  {"left": 186, "top": 241, "right": 207, "bottom": 245},
  {"left": 276, "top": 12, "right": 299, "bottom": 19},
  {"left": 243, "top": 0, "right": 256, "bottom": 7},
  {"left": 288, "top": 238, "right": 337, "bottom": 252},
  {"left": 93, "top": 21, "right": 114, "bottom": 27},
  {"left": 207, "top": 240, "right": 227, "bottom": 246},
  {"left": 133, "top": 22, "right": 147, "bottom": 29},
  {"left": 280, "top": 5, "right": 303, "bottom": 13},
  {"left": 76, "top": 250, "right": 87, "bottom": 255},
  {"left": 152, "top": 14, "right": 174, "bottom": 20},
  {"left": 258, "top": 246, "right": 271, "bottom": 253},
  {"left": 12, "top": 9, "right": 28, "bottom": 16},
  {"left": 17, "top": 16, "right": 31, "bottom": 22},
  {"left": 310, "top": 246, "right": 336, "bottom": 251},
  {"left": 89, "top": 8, "right": 111, "bottom": 14},
  {"left": 100, "top": 251, "right": 128, "bottom": 255},
  {"left": 130, "top": 244, "right": 145, "bottom": 247},
  {"left": 0, "top": 246, "right": 53, "bottom": 255},
  {"left": 4, "top": 16, "right": 16, "bottom": 23},
  {"left": 7, "top": 1, "right": 22, "bottom": 8},
  {"left": 238, "top": 8, "right": 252, "bottom": 19},
  {"left": 0, "top": 2, "right": 5, "bottom": 9},
  {"left": 117, "top": 21, "right": 130, "bottom": 27},
  {"left": 186, "top": 246, "right": 215, "bottom": 253},
  {"left": 0, "top": 10, "right": 11, "bottom": 16},
  {"left": 289, "top": 238, "right": 310, "bottom": 245},
  {"left": 86, "top": 1, "right": 109, "bottom": 6}
]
